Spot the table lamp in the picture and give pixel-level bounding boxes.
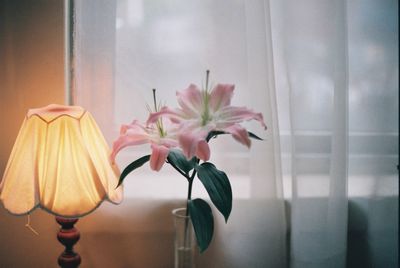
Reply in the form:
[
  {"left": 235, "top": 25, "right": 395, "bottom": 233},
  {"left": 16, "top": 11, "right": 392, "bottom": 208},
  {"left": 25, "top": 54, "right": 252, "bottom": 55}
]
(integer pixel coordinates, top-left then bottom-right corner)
[{"left": 0, "top": 104, "right": 123, "bottom": 268}]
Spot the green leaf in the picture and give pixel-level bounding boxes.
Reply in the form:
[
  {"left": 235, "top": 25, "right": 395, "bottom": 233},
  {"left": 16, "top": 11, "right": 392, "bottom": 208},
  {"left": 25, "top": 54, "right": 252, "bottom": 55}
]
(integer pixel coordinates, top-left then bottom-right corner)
[
  {"left": 206, "top": 130, "right": 263, "bottom": 142},
  {"left": 188, "top": 198, "right": 214, "bottom": 253},
  {"left": 167, "top": 149, "right": 196, "bottom": 174},
  {"left": 248, "top": 131, "right": 263, "bottom": 140},
  {"left": 117, "top": 155, "right": 151, "bottom": 188},
  {"left": 206, "top": 130, "right": 227, "bottom": 142},
  {"left": 195, "top": 163, "right": 232, "bottom": 222}
]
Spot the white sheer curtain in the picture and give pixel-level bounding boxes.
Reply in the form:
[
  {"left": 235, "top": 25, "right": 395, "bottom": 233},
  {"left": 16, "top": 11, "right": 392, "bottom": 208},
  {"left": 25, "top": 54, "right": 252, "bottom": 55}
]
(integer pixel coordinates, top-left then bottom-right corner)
[
  {"left": 73, "top": 0, "right": 286, "bottom": 267},
  {"left": 271, "top": 0, "right": 398, "bottom": 267},
  {"left": 72, "top": 0, "right": 398, "bottom": 267}
]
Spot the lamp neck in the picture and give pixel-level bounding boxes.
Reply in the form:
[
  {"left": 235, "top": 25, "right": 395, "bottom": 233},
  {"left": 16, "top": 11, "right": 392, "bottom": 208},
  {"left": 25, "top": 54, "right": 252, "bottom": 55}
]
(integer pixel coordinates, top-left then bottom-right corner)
[{"left": 56, "top": 216, "right": 81, "bottom": 268}]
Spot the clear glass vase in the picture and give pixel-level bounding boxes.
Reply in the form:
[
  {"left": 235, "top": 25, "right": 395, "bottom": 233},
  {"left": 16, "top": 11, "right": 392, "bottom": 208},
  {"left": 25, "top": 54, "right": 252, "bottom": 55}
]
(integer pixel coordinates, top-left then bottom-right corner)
[{"left": 172, "top": 208, "right": 196, "bottom": 268}]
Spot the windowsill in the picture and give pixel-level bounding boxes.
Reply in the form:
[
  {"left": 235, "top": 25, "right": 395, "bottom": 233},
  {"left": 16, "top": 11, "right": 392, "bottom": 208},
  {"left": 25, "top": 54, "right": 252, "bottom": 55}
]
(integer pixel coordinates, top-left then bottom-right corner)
[{"left": 120, "top": 171, "right": 398, "bottom": 200}]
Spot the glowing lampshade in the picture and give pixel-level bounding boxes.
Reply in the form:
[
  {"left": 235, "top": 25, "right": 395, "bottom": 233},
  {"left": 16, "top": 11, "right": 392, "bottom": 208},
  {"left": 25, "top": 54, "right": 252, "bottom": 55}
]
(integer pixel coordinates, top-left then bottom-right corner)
[{"left": 0, "top": 104, "right": 123, "bottom": 217}]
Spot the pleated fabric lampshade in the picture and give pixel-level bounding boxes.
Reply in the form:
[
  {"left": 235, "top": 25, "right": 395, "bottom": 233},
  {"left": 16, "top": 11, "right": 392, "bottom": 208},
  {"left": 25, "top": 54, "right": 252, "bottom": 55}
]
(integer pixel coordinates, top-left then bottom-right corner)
[{"left": 0, "top": 104, "right": 123, "bottom": 217}]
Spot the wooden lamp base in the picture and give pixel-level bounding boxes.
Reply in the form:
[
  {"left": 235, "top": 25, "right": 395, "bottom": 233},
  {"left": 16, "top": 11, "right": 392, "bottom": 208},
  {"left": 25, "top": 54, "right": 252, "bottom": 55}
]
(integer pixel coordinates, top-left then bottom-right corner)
[{"left": 56, "top": 217, "right": 81, "bottom": 268}]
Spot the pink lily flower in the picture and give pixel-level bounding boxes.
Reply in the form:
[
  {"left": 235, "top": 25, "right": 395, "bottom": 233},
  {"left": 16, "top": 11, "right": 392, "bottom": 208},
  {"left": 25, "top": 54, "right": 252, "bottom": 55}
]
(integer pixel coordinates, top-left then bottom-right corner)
[
  {"left": 111, "top": 120, "right": 178, "bottom": 171},
  {"left": 147, "top": 84, "right": 267, "bottom": 161}
]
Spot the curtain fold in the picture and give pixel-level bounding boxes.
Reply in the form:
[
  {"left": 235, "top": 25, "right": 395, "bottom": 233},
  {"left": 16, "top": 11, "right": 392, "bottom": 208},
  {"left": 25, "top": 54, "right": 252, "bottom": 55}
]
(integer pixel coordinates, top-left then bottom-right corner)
[{"left": 271, "top": 1, "right": 349, "bottom": 266}]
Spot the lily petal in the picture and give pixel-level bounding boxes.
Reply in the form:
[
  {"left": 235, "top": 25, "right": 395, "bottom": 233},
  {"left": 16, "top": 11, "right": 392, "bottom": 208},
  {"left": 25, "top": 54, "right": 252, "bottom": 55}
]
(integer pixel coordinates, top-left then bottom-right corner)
[
  {"left": 158, "top": 137, "right": 179, "bottom": 148},
  {"left": 121, "top": 120, "right": 144, "bottom": 134},
  {"left": 178, "top": 133, "right": 198, "bottom": 160},
  {"left": 150, "top": 144, "right": 170, "bottom": 171},
  {"left": 210, "top": 84, "right": 235, "bottom": 111},
  {"left": 176, "top": 84, "right": 203, "bottom": 117},
  {"left": 218, "top": 106, "right": 267, "bottom": 129},
  {"left": 178, "top": 129, "right": 209, "bottom": 160},
  {"left": 146, "top": 106, "right": 181, "bottom": 125},
  {"left": 111, "top": 134, "right": 149, "bottom": 162},
  {"left": 224, "top": 124, "right": 251, "bottom": 147},
  {"left": 196, "top": 140, "right": 211, "bottom": 161}
]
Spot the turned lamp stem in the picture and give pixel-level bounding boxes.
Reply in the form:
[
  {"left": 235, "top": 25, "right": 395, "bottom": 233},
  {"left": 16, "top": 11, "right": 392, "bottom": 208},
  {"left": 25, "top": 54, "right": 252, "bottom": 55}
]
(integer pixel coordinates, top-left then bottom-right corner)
[{"left": 56, "top": 217, "right": 81, "bottom": 268}]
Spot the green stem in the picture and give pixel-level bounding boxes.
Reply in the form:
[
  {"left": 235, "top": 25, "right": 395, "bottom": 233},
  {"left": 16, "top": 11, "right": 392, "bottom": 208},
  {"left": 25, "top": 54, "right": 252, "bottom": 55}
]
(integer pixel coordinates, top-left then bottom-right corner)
[
  {"left": 185, "top": 163, "right": 198, "bottom": 218},
  {"left": 185, "top": 177, "right": 194, "bottom": 216},
  {"left": 167, "top": 157, "right": 190, "bottom": 180},
  {"left": 183, "top": 171, "right": 195, "bottom": 250},
  {"left": 168, "top": 157, "right": 200, "bottom": 249}
]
